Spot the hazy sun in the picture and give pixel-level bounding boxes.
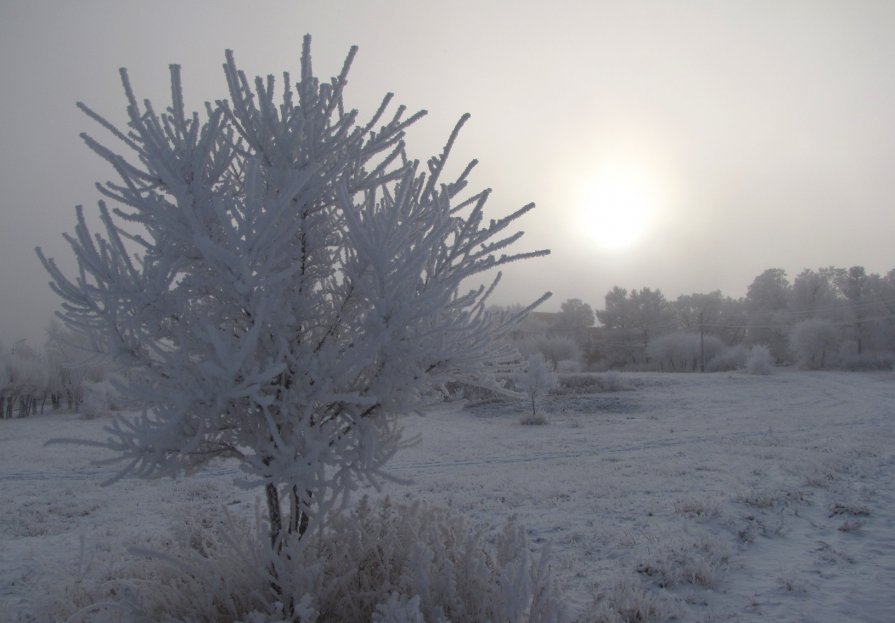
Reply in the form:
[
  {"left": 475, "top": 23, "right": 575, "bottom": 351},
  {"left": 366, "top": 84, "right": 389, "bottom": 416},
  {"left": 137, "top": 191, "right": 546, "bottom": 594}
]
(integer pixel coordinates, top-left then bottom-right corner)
[{"left": 578, "top": 163, "right": 659, "bottom": 252}]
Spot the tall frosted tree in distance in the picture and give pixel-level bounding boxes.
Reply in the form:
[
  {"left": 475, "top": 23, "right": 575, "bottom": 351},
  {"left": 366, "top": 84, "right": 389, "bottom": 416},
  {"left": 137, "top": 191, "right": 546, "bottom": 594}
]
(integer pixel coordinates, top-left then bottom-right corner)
[{"left": 37, "top": 36, "right": 549, "bottom": 546}]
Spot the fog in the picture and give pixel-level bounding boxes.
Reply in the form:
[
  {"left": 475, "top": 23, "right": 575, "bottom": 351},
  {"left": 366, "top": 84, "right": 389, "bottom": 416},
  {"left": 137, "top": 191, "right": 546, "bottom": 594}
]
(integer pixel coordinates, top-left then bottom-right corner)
[{"left": 3, "top": 0, "right": 895, "bottom": 345}]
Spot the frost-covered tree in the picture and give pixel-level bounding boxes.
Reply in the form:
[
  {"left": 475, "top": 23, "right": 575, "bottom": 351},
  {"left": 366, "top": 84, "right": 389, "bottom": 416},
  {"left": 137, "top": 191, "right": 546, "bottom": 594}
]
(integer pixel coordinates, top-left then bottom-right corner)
[
  {"left": 514, "top": 353, "right": 557, "bottom": 424},
  {"left": 745, "top": 268, "right": 791, "bottom": 362},
  {"left": 789, "top": 268, "right": 840, "bottom": 318},
  {"left": 554, "top": 297, "right": 595, "bottom": 342},
  {"left": 596, "top": 286, "right": 674, "bottom": 367},
  {"left": 673, "top": 290, "right": 747, "bottom": 345},
  {"left": 834, "top": 265, "right": 873, "bottom": 355},
  {"left": 37, "top": 37, "right": 548, "bottom": 548},
  {"left": 789, "top": 318, "right": 840, "bottom": 369}
]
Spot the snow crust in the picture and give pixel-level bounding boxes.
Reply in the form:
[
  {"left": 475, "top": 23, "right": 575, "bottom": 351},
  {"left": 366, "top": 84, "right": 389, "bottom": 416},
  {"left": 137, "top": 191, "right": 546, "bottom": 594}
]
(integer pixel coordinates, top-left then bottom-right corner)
[{"left": 2, "top": 369, "right": 894, "bottom": 621}]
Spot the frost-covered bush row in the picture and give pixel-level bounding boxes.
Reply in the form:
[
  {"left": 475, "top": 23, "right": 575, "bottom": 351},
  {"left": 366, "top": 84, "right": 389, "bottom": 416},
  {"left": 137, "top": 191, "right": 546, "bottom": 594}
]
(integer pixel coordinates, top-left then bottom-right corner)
[
  {"left": 45, "top": 498, "right": 569, "bottom": 623},
  {"left": 644, "top": 333, "right": 766, "bottom": 373},
  {"left": 838, "top": 348, "right": 895, "bottom": 371},
  {"left": 646, "top": 332, "right": 725, "bottom": 372},
  {"left": 553, "top": 371, "right": 631, "bottom": 394},
  {"left": 519, "top": 265, "right": 895, "bottom": 372}
]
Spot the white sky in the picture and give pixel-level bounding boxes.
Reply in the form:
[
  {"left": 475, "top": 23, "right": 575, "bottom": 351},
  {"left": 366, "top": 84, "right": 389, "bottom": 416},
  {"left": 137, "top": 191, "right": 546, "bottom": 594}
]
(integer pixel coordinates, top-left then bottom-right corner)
[{"left": 3, "top": 0, "right": 895, "bottom": 345}]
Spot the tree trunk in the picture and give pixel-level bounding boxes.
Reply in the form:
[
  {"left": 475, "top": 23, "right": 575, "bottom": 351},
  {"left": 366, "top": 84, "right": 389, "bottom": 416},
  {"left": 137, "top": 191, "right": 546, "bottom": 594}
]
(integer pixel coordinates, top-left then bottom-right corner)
[
  {"left": 265, "top": 482, "right": 282, "bottom": 548},
  {"left": 265, "top": 478, "right": 313, "bottom": 622},
  {"left": 289, "top": 486, "right": 311, "bottom": 537}
]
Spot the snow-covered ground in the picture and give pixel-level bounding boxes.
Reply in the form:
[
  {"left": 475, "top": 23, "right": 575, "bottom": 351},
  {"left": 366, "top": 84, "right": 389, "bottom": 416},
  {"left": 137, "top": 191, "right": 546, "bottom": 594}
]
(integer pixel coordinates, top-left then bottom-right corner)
[{"left": 2, "top": 369, "right": 894, "bottom": 621}]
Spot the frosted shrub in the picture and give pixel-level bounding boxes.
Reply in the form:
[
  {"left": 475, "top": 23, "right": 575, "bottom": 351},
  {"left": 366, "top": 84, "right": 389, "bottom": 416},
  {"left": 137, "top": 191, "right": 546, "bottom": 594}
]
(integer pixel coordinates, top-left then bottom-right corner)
[
  {"left": 37, "top": 35, "right": 549, "bottom": 559},
  {"left": 47, "top": 498, "right": 569, "bottom": 623},
  {"left": 515, "top": 353, "right": 558, "bottom": 424},
  {"left": 705, "top": 343, "right": 748, "bottom": 372},
  {"left": 555, "top": 373, "right": 601, "bottom": 394},
  {"left": 80, "top": 379, "right": 125, "bottom": 419},
  {"left": 587, "top": 576, "right": 678, "bottom": 623},
  {"left": 635, "top": 532, "right": 728, "bottom": 589},
  {"left": 310, "top": 498, "right": 568, "bottom": 622},
  {"left": 745, "top": 344, "right": 773, "bottom": 375}
]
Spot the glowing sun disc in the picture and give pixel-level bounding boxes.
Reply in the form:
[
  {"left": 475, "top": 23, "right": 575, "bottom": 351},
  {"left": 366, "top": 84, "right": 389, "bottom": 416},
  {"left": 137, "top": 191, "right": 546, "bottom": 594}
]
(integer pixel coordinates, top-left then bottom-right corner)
[{"left": 579, "top": 164, "right": 659, "bottom": 252}]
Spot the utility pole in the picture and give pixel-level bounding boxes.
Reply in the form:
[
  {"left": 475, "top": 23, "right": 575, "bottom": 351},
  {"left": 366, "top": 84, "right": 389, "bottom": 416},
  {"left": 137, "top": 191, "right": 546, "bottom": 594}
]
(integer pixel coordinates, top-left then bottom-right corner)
[{"left": 699, "top": 311, "right": 705, "bottom": 372}]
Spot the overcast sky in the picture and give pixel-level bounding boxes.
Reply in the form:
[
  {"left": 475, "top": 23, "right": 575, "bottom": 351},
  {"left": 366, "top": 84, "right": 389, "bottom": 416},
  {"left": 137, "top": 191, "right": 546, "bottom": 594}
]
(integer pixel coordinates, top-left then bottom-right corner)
[{"left": 3, "top": 0, "right": 895, "bottom": 345}]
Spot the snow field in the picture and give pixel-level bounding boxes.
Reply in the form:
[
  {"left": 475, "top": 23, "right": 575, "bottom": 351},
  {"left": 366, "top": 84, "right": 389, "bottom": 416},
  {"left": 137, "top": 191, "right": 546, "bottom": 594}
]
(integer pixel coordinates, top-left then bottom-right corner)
[{"left": 1, "top": 370, "right": 894, "bottom": 621}]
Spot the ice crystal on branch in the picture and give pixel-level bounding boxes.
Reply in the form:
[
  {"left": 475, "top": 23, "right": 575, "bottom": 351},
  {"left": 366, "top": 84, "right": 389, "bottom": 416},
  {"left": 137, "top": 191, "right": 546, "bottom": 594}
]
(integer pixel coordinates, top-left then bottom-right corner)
[{"left": 36, "top": 35, "right": 549, "bottom": 543}]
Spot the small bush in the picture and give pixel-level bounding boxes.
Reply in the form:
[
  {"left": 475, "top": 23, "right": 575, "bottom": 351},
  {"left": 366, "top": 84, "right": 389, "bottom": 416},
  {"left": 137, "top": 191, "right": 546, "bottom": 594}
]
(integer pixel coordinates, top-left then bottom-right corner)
[
  {"left": 635, "top": 533, "right": 728, "bottom": 589},
  {"left": 745, "top": 344, "right": 773, "bottom": 375},
  {"left": 80, "top": 379, "right": 126, "bottom": 419},
  {"left": 672, "top": 497, "right": 721, "bottom": 520},
  {"left": 555, "top": 373, "right": 600, "bottom": 394},
  {"left": 706, "top": 344, "right": 748, "bottom": 372},
  {"left": 520, "top": 412, "right": 550, "bottom": 425},
  {"left": 587, "top": 576, "right": 679, "bottom": 623}
]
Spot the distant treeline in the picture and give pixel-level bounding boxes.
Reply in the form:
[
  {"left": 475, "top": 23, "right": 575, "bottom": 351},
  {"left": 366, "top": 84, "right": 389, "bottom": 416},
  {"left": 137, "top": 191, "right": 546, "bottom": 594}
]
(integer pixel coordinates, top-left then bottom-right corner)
[
  {"left": 0, "top": 322, "right": 109, "bottom": 419},
  {"left": 500, "top": 266, "right": 895, "bottom": 372}
]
